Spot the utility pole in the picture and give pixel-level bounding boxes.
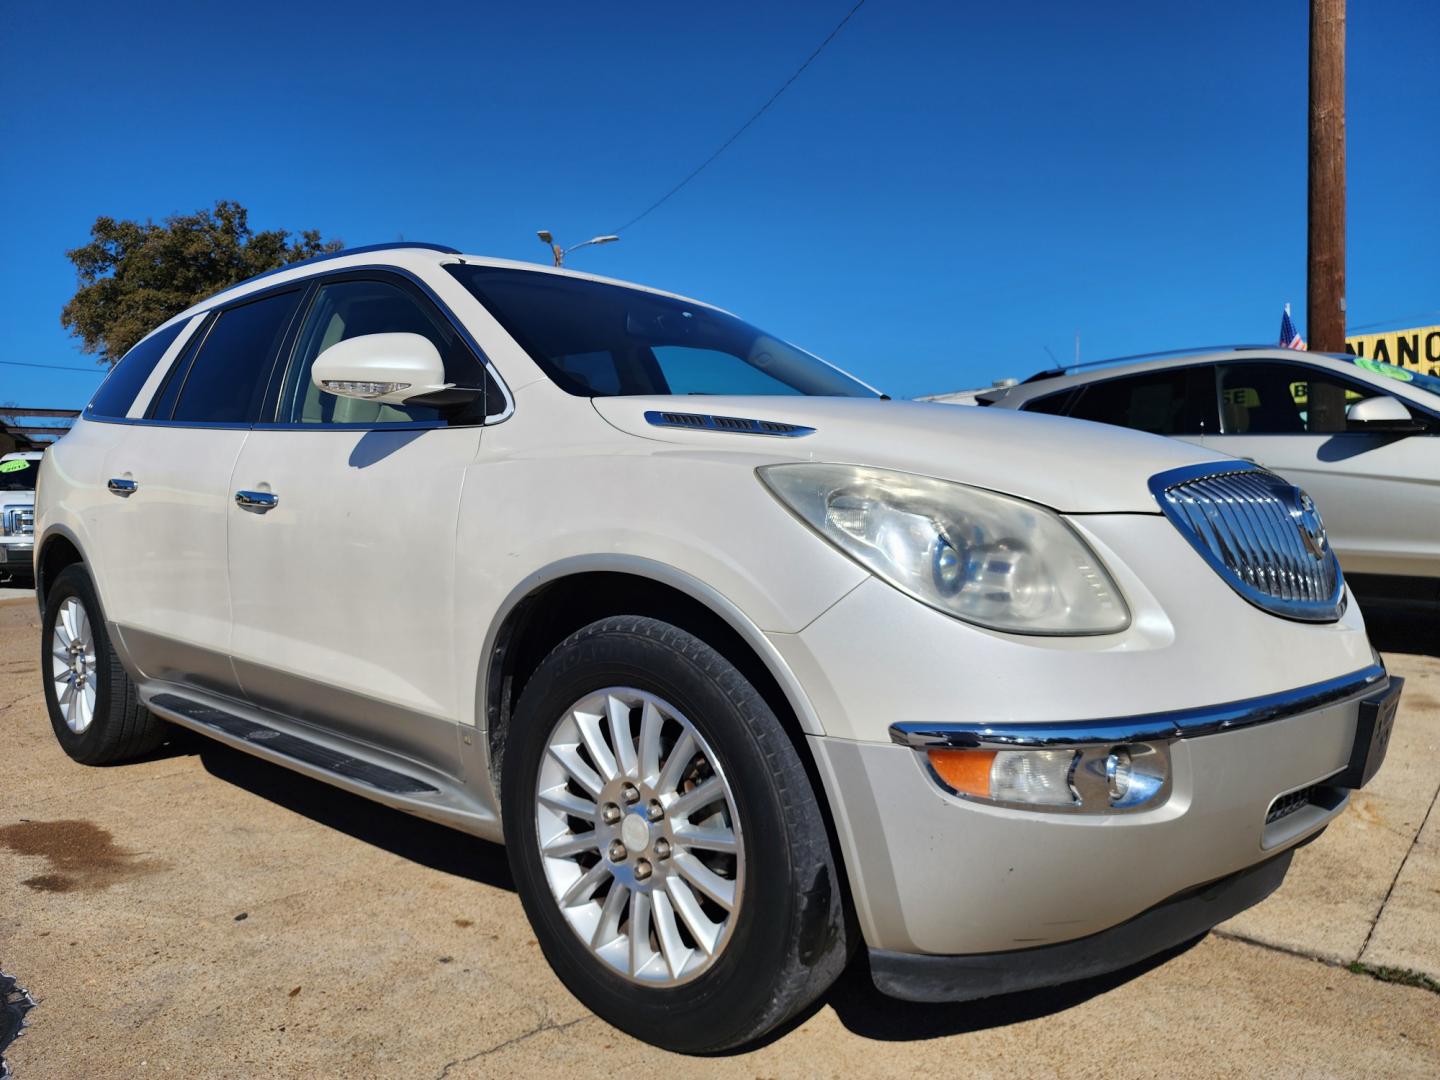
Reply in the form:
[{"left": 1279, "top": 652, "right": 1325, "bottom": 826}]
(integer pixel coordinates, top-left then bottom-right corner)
[
  {"left": 1306, "top": 0, "right": 1347, "bottom": 431},
  {"left": 1307, "top": 0, "right": 1346, "bottom": 353}
]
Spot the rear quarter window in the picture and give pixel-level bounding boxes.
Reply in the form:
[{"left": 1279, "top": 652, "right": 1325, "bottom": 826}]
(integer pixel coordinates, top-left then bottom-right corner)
[
  {"left": 1018, "top": 388, "right": 1079, "bottom": 416},
  {"left": 85, "top": 320, "right": 189, "bottom": 419}
]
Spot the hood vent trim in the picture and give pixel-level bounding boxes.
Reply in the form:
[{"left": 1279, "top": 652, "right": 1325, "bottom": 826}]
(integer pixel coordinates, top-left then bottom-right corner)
[{"left": 643, "top": 410, "right": 815, "bottom": 438}]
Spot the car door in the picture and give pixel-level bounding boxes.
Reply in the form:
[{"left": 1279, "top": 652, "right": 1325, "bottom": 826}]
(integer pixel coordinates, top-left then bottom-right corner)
[
  {"left": 97, "top": 287, "right": 304, "bottom": 696},
  {"left": 225, "top": 271, "right": 492, "bottom": 775},
  {"left": 1203, "top": 359, "right": 1440, "bottom": 580}
]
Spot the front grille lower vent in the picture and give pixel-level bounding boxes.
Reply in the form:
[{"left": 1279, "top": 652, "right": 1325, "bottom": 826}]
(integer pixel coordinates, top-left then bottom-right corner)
[
  {"left": 644, "top": 410, "right": 815, "bottom": 438},
  {"left": 1266, "top": 784, "right": 1320, "bottom": 825},
  {"left": 1149, "top": 463, "right": 1344, "bottom": 623}
]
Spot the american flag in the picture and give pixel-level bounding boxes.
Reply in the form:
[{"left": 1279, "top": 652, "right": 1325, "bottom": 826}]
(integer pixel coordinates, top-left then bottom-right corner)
[{"left": 1279, "top": 303, "right": 1307, "bottom": 350}]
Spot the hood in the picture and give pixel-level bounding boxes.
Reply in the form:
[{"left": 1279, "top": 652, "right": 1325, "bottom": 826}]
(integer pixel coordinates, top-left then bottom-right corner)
[{"left": 591, "top": 396, "right": 1230, "bottom": 514}]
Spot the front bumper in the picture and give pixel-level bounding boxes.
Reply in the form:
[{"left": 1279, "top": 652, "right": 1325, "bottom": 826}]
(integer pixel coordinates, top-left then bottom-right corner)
[
  {"left": 805, "top": 666, "right": 1397, "bottom": 958},
  {"left": 0, "top": 538, "right": 34, "bottom": 570},
  {"left": 870, "top": 850, "right": 1294, "bottom": 1002}
]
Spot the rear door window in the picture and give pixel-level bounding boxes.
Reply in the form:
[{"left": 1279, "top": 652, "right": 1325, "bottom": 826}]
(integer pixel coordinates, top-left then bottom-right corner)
[{"left": 164, "top": 290, "right": 305, "bottom": 424}]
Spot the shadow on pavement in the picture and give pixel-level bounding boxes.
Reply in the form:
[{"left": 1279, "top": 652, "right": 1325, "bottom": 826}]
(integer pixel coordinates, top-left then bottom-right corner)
[
  {"left": 743, "top": 935, "right": 1204, "bottom": 1051},
  {"left": 1361, "top": 604, "right": 1439, "bottom": 658},
  {"left": 155, "top": 728, "right": 1209, "bottom": 1049},
  {"left": 185, "top": 735, "right": 514, "bottom": 892}
]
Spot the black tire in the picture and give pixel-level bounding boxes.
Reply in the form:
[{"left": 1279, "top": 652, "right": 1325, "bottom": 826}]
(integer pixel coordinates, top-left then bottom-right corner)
[
  {"left": 501, "top": 616, "right": 852, "bottom": 1054},
  {"left": 41, "top": 564, "right": 165, "bottom": 765}
]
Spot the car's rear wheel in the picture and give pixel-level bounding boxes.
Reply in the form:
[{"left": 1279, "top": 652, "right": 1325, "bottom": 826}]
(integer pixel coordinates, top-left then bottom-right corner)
[
  {"left": 501, "top": 615, "right": 851, "bottom": 1053},
  {"left": 42, "top": 564, "right": 166, "bottom": 764}
]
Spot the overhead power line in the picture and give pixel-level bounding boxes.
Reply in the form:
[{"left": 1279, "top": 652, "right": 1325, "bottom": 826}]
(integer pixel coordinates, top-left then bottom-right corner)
[
  {"left": 0, "top": 359, "right": 103, "bottom": 374},
  {"left": 613, "top": 0, "right": 869, "bottom": 234},
  {"left": 1346, "top": 310, "right": 1440, "bottom": 332}
]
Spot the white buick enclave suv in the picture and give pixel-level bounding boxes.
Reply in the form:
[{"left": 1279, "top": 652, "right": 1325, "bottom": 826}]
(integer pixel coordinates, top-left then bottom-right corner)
[{"left": 34, "top": 244, "right": 1400, "bottom": 1052}]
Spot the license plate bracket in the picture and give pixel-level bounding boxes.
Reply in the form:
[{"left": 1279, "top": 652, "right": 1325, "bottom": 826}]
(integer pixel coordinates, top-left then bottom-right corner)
[{"left": 1335, "top": 676, "right": 1403, "bottom": 789}]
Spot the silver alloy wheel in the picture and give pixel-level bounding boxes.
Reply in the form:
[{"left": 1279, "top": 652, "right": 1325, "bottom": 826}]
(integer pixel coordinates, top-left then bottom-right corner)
[
  {"left": 51, "top": 596, "right": 98, "bottom": 735},
  {"left": 535, "top": 687, "right": 745, "bottom": 986}
]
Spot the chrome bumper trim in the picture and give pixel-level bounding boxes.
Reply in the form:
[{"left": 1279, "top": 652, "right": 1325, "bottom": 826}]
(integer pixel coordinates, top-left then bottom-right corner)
[{"left": 889, "top": 664, "right": 1388, "bottom": 750}]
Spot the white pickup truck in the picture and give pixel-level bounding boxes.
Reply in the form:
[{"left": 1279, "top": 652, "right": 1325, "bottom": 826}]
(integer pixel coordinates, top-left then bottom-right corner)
[{"left": 0, "top": 451, "right": 40, "bottom": 586}]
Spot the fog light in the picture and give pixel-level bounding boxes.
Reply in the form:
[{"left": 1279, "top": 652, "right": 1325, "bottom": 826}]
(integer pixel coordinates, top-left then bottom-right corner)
[
  {"left": 1100, "top": 743, "right": 1169, "bottom": 808},
  {"left": 1106, "top": 749, "right": 1132, "bottom": 802}
]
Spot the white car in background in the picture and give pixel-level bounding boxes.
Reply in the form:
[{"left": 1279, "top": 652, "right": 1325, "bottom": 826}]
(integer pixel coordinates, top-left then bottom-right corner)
[
  {"left": 981, "top": 349, "right": 1440, "bottom": 607},
  {"left": 1, "top": 451, "right": 42, "bottom": 585},
  {"left": 32, "top": 247, "right": 1401, "bottom": 1052}
]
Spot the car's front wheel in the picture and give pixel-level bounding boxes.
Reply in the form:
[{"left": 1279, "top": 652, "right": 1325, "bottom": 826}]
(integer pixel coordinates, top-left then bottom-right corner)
[
  {"left": 501, "top": 615, "right": 851, "bottom": 1053},
  {"left": 41, "top": 564, "right": 166, "bottom": 764}
]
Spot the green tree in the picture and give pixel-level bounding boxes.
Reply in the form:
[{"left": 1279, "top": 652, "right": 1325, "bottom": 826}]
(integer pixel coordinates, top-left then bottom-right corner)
[{"left": 61, "top": 200, "right": 343, "bottom": 365}]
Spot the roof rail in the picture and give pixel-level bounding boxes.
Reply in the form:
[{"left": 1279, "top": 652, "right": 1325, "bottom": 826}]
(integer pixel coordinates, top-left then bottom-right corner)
[
  {"left": 234, "top": 241, "right": 462, "bottom": 290},
  {"left": 1020, "top": 344, "right": 1277, "bottom": 383}
]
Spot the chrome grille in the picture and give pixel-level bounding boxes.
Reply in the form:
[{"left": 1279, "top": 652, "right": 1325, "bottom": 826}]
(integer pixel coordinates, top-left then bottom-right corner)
[
  {"left": 1149, "top": 463, "right": 1344, "bottom": 622},
  {"left": 1, "top": 506, "right": 34, "bottom": 537}
]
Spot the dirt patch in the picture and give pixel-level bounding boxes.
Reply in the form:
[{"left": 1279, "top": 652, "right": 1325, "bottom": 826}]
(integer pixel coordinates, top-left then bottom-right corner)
[
  {"left": 0, "top": 819, "right": 166, "bottom": 893},
  {"left": 1346, "top": 792, "right": 1385, "bottom": 829}
]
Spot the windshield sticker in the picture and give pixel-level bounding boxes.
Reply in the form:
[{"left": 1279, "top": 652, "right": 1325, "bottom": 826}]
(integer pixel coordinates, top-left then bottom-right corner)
[
  {"left": 1354, "top": 357, "right": 1416, "bottom": 383},
  {"left": 0, "top": 460, "right": 32, "bottom": 474}
]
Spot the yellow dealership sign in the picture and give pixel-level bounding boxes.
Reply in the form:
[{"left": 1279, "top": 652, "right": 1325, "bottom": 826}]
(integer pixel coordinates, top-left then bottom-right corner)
[{"left": 1344, "top": 325, "right": 1440, "bottom": 378}]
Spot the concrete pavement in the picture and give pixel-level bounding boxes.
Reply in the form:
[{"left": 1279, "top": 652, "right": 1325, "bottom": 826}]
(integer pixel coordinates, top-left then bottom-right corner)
[{"left": 2, "top": 596, "right": 1437, "bottom": 1078}]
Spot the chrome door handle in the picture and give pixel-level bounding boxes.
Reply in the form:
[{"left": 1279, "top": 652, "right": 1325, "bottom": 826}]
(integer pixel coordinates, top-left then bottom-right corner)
[
  {"left": 107, "top": 478, "right": 137, "bottom": 496},
  {"left": 234, "top": 490, "right": 278, "bottom": 511}
]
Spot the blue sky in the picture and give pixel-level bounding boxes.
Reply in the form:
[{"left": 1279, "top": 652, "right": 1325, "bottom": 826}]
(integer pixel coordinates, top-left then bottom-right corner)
[{"left": 2, "top": 0, "right": 1436, "bottom": 410}]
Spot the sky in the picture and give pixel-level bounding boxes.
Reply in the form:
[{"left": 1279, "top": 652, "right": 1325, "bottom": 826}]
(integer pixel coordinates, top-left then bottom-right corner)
[{"left": 2, "top": 0, "right": 1437, "bottom": 412}]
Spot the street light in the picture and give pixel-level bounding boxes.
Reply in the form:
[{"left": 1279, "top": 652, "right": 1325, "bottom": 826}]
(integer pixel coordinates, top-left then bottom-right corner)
[{"left": 536, "top": 230, "right": 620, "bottom": 267}]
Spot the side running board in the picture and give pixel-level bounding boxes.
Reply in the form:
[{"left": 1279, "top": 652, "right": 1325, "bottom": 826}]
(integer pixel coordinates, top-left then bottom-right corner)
[{"left": 149, "top": 692, "right": 438, "bottom": 795}]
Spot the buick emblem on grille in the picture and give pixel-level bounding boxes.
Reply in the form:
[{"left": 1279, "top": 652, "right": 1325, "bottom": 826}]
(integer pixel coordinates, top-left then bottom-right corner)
[{"left": 1293, "top": 491, "right": 1328, "bottom": 562}]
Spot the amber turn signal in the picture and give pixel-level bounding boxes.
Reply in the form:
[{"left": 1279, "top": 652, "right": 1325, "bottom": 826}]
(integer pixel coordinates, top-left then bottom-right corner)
[{"left": 926, "top": 749, "right": 997, "bottom": 798}]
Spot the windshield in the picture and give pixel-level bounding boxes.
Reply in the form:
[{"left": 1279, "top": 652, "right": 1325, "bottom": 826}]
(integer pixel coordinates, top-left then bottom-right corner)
[
  {"left": 1342, "top": 355, "right": 1440, "bottom": 399},
  {"left": 0, "top": 458, "right": 39, "bottom": 492},
  {"left": 446, "top": 265, "right": 878, "bottom": 398}
]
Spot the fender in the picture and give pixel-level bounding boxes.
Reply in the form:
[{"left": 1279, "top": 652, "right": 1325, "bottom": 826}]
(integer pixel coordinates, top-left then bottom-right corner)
[{"left": 476, "top": 553, "right": 830, "bottom": 744}]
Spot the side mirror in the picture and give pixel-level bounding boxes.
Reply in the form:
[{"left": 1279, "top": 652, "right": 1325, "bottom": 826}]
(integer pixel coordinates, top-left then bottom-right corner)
[
  {"left": 1347, "top": 394, "right": 1428, "bottom": 432},
  {"left": 312, "top": 333, "right": 473, "bottom": 407}
]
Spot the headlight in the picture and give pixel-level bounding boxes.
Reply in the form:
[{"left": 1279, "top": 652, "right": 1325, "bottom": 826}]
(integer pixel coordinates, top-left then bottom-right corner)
[
  {"left": 925, "top": 742, "right": 1171, "bottom": 812},
  {"left": 758, "top": 463, "right": 1129, "bottom": 635}
]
